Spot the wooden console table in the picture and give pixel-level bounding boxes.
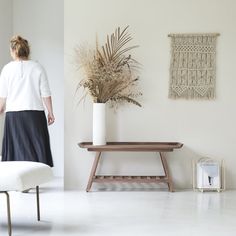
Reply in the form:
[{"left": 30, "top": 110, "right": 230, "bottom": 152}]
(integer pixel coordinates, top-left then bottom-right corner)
[{"left": 79, "top": 142, "right": 183, "bottom": 192}]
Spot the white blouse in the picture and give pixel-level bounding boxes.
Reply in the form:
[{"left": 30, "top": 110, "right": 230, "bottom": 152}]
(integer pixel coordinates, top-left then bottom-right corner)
[{"left": 0, "top": 60, "right": 51, "bottom": 112}]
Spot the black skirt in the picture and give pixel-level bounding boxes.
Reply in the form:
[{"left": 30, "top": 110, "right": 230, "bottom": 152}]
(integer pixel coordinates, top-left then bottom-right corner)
[{"left": 1, "top": 110, "right": 53, "bottom": 167}]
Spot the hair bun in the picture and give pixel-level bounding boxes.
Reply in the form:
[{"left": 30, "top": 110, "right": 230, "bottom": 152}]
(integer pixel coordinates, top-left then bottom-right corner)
[
  {"left": 16, "top": 35, "right": 22, "bottom": 41},
  {"left": 12, "top": 35, "right": 28, "bottom": 44}
]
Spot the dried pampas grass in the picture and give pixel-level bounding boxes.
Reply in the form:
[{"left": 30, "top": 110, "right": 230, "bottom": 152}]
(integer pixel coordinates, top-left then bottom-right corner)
[{"left": 75, "top": 26, "right": 142, "bottom": 108}]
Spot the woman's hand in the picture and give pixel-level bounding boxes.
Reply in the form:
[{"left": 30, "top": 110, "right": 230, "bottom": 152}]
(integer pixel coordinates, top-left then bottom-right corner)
[
  {"left": 48, "top": 113, "right": 55, "bottom": 125},
  {"left": 42, "top": 97, "right": 55, "bottom": 125}
]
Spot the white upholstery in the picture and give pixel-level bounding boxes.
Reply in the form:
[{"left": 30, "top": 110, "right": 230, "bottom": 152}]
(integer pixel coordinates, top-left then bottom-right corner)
[{"left": 0, "top": 161, "right": 53, "bottom": 191}]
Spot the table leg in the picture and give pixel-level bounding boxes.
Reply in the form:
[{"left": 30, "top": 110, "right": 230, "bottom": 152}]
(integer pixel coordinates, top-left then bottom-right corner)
[
  {"left": 159, "top": 152, "right": 174, "bottom": 192},
  {"left": 86, "top": 152, "right": 102, "bottom": 192}
]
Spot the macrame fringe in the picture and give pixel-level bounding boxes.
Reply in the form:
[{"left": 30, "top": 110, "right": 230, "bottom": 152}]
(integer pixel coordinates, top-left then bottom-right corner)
[{"left": 169, "top": 87, "right": 215, "bottom": 99}]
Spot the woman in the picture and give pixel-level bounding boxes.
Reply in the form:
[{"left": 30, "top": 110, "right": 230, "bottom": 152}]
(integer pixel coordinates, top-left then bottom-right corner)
[{"left": 0, "top": 35, "right": 54, "bottom": 167}]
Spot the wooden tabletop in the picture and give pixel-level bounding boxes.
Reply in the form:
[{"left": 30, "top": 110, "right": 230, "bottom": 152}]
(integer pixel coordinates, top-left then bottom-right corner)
[{"left": 78, "top": 142, "right": 183, "bottom": 152}]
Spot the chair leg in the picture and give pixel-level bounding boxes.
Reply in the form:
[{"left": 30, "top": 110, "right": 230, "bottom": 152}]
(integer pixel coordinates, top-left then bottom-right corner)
[
  {"left": 0, "top": 191, "right": 12, "bottom": 236},
  {"left": 1, "top": 187, "right": 41, "bottom": 235},
  {"left": 5, "top": 192, "right": 12, "bottom": 236},
  {"left": 36, "top": 186, "right": 40, "bottom": 221}
]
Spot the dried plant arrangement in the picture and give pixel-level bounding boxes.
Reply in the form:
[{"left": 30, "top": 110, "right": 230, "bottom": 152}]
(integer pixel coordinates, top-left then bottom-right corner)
[{"left": 75, "top": 26, "right": 142, "bottom": 108}]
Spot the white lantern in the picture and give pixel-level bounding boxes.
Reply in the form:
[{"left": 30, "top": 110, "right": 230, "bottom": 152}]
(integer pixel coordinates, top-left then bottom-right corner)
[{"left": 192, "top": 158, "right": 225, "bottom": 192}]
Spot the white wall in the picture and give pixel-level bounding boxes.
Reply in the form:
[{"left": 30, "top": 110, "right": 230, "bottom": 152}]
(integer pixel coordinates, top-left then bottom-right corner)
[
  {"left": 13, "top": 0, "right": 64, "bottom": 176},
  {"left": 0, "top": 0, "right": 12, "bottom": 66},
  {"left": 65, "top": 0, "right": 236, "bottom": 190},
  {"left": 0, "top": 0, "right": 12, "bottom": 150}
]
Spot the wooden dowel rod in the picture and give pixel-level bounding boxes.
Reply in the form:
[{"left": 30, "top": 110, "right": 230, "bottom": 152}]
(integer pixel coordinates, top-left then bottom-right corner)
[{"left": 168, "top": 33, "right": 220, "bottom": 37}]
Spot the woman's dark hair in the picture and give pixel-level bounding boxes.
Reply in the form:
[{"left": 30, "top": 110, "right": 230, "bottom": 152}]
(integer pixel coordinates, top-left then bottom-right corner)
[{"left": 10, "top": 35, "right": 30, "bottom": 59}]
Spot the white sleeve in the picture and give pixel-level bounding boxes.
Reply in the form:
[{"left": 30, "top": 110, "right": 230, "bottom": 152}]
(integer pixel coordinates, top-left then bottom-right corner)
[
  {"left": 0, "top": 67, "right": 8, "bottom": 98},
  {"left": 39, "top": 66, "right": 51, "bottom": 97}
]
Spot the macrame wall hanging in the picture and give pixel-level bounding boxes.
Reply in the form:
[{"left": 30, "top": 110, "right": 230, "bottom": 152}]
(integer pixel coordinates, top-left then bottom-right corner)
[{"left": 168, "top": 33, "right": 219, "bottom": 99}]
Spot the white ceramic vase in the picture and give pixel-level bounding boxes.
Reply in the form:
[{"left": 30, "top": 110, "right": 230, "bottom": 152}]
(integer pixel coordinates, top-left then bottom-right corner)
[{"left": 93, "top": 103, "right": 106, "bottom": 145}]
